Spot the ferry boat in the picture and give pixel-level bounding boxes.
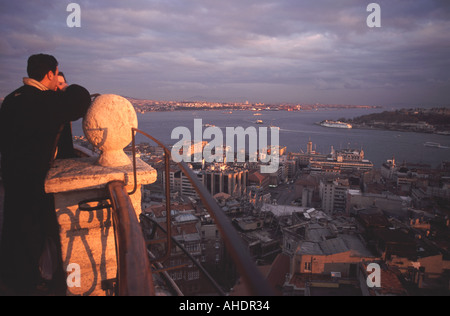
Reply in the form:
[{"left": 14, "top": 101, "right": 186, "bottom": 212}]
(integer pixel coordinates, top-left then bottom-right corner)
[
  {"left": 424, "top": 142, "right": 449, "bottom": 149},
  {"left": 424, "top": 142, "right": 440, "bottom": 148},
  {"left": 320, "top": 120, "right": 353, "bottom": 129}
]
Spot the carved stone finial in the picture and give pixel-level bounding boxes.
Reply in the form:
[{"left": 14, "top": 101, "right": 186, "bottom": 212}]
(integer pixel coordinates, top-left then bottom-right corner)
[{"left": 83, "top": 94, "right": 138, "bottom": 167}]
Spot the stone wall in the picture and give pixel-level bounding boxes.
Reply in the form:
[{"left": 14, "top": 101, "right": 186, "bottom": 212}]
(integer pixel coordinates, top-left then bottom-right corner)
[{"left": 46, "top": 156, "right": 157, "bottom": 296}]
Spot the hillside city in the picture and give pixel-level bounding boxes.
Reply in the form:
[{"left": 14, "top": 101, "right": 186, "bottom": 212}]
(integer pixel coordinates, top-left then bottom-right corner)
[
  {"left": 73, "top": 135, "right": 450, "bottom": 296},
  {"left": 2, "top": 89, "right": 449, "bottom": 295},
  {"left": 125, "top": 97, "right": 381, "bottom": 113}
]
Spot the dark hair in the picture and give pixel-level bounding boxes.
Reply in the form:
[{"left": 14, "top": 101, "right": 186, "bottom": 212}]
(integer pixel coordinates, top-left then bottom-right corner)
[
  {"left": 58, "top": 71, "right": 67, "bottom": 82},
  {"left": 27, "top": 54, "right": 58, "bottom": 81}
]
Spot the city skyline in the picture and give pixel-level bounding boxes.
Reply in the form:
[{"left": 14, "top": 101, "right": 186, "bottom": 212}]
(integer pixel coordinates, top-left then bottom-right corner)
[{"left": 1, "top": 1, "right": 450, "bottom": 107}]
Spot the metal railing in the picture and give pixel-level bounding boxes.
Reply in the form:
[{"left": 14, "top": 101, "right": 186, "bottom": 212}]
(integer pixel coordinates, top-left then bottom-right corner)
[
  {"left": 131, "top": 128, "right": 275, "bottom": 296},
  {"left": 107, "top": 181, "right": 155, "bottom": 296},
  {"left": 140, "top": 213, "right": 226, "bottom": 296},
  {"left": 75, "top": 126, "right": 275, "bottom": 296}
]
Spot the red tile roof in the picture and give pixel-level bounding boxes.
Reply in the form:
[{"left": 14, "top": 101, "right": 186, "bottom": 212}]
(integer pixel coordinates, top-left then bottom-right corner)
[{"left": 248, "top": 170, "right": 269, "bottom": 183}]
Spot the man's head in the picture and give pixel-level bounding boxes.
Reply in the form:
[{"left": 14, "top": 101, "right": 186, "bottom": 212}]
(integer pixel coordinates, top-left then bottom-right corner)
[{"left": 27, "top": 54, "right": 59, "bottom": 91}]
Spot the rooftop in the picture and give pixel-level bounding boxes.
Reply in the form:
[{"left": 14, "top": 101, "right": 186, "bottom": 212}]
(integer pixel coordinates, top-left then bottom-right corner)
[
  {"left": 248, "top": 170, "right": 269, "bottom": 182},
  {"left": 361, "top": 263, "right": 408, "bottom": 296},
  {"left": 261, "top": 203, "right": 331, "bottom": 220},
  {"left": 287, "top": 273, "right": 362, "bottom": 296},
  {"left": 145, "top": 202, "right": 196, "bottom": 218},
  {"left": 357, "top": 209, "right": 392, "bottom": 229},
  {"left": 174, "top": 213, "right": 198, "bottom": 223},
  {"left": 297, "top": 234, "right": 376, "bottom": 258}
]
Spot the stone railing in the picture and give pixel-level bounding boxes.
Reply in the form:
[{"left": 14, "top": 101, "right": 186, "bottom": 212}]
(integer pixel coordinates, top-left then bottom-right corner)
[{"left": 45, "top": 95, "right": 157, "bottom": 296}]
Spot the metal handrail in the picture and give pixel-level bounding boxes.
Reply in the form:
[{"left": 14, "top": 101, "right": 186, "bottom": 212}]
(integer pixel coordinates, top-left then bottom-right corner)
[
  {"left": 131, "top": 128, "right": 275, "bottom": 296},
  {"left": 107, "top": 180, "right": 155, "bottom": 296},
  {"left": 141, "top": 214, "right": 227, "bottom": 296},
  {"left": 131, "top": 128, "right": 173, "bottom": 264}
]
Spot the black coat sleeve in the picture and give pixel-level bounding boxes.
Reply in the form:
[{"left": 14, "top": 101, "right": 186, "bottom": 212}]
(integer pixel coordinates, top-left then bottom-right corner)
[
  {"left": 47, "top": 84, "right": 92, "bottom": 123},
  {"left": 0, "top": 98, "right": 8, "bottom": 154}
]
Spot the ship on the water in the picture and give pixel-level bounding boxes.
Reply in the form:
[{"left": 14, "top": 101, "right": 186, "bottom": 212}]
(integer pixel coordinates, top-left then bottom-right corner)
[
  {"left": 320, "top": 120, "right": 353, "bottom": 129},
  {"left": 424, "top": 142, "right": 449, "bottom": 149}
]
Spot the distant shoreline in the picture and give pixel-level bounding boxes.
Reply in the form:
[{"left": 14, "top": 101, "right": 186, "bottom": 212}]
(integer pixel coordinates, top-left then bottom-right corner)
[
  {"left": 338, "top": 108, "right": 450, "bottom": 136},
  {"left": 130, "top": 102, "right": 382, "bottom": 114},
  {"left": 135, "top": 107, "right": 380, "bottom": 114},
  {"left": 349, "top": 123, "right": 450, "bottom": 136},
  {"left": 312, "top": 121, "right": 450, "bottom": 137}
]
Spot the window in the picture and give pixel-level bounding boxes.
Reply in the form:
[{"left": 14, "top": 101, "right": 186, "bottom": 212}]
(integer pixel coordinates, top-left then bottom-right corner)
[
  {"left": 304, "top": 262, "right": 311, "bottom": 272},
  {"left": 187, "top": 270, "right": 200, "bottom": 281},
  {"left": 169, "top": 271, "right": 183, "bottom": 281},
  {"left": 186, "top": 243, "right": 200, "bottom": 253},
  {"left": 285, "top": 241, "right": 291, "bottom": 250}
]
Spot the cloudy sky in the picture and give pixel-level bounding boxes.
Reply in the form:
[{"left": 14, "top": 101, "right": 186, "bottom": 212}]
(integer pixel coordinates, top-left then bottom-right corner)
[{"left": 1, "top": 0, "right": 449, "bottom": 106}]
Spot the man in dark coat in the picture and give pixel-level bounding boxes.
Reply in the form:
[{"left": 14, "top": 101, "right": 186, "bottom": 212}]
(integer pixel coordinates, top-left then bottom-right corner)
[{"left": 0, "top": 54, "right": 91, "bottom": 295}]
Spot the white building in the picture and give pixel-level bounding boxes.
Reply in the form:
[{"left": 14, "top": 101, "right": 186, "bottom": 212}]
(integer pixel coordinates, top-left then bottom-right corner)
[{"left": 319, "top": 179, "right": 349, "bottom": 214}]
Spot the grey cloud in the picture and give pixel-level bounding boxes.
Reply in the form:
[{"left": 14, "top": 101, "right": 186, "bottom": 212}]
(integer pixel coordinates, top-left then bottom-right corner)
[{"left": 0, "top": 0, "right": 449, "bottom": 106}]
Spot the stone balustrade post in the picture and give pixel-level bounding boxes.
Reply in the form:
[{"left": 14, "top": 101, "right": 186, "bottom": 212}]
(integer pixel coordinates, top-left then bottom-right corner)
[{"left": 45, "top": 95, "right": 157, "bottom": 296}]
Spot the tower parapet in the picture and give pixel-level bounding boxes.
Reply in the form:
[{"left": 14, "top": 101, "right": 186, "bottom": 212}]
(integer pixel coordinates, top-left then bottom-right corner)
[{"left": 45, "top": 94, "right": 156, "bottom": 296}]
